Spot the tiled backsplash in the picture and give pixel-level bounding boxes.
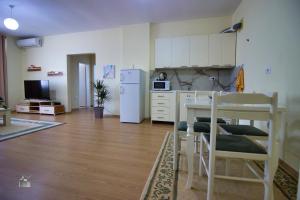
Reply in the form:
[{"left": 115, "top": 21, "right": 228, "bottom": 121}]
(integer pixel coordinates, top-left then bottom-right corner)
[{"left": 150, "top": 67, "right": 238, "bottom": 91}]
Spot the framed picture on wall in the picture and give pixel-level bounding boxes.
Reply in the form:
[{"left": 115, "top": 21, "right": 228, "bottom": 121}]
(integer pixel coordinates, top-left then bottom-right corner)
[{"left": 103, "top": 64, "right": 115, "bottom": 79}]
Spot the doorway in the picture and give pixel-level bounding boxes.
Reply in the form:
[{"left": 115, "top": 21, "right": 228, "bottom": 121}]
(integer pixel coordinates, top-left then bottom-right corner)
[
  {"left": 67, "top": 53, "right": 96, "bottom": 111},
  {"left": 78, "top": 62, "right": 90, "bottom": 108}
]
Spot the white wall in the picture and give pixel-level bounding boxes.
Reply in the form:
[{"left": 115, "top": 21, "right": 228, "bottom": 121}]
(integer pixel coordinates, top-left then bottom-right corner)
[
  {"left": 21, "top": 28, "right": 123, "bottom": 113},
  {"left": 5, "top": 37, "right": 22, "bottom": 109},
  {"left": 232, "top": 0, "right": 300, "bottom": 169},
  {"left": 122, "top": 23, "right": 150, "bottom": 117},
  {"left": 18, "top": 18, "right": 232, "bottom": 117},
  {"left": 21, "top": 24, "right": 152, "bottom": 116}
]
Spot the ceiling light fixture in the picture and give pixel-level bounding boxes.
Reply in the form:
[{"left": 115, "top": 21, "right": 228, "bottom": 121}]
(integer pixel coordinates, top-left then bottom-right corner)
[{"left": 4, "top": 5, "right": 19, "bottom": 30}]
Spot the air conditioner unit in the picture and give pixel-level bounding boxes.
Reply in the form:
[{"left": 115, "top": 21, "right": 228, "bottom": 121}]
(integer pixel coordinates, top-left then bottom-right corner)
[{"left": 16, "top": 37, "right": 43, "bottom": 48}]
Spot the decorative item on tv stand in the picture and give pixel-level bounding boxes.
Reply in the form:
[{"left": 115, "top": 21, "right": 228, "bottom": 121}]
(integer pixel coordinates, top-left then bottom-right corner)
[
  {"left": 92, "top": 80, "right": 111, "bottom": 118},
  {"left": 16, "top": 99, "right": 65, "bottom": 116}
]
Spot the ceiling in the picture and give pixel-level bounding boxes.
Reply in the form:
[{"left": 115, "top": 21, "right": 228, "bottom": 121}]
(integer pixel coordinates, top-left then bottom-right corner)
[{"left": 0, "top": 0, "right": 241, "bottom": 37}]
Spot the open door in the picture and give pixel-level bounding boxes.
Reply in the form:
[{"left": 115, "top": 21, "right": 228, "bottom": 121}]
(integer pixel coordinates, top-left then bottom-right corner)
[{"left": 78, "top": 62, "right": 90, "bottom": 108}]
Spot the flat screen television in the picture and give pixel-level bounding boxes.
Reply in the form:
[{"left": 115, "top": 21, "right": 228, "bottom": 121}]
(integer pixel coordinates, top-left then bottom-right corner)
[{"left": 24, "top": 80, "right": 50, "bottom": 100}]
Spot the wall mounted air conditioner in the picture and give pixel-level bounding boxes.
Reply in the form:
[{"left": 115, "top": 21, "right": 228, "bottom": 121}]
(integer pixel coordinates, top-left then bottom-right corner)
[{"left": 16, "top": 37, "right": 43, "bottom": 48}]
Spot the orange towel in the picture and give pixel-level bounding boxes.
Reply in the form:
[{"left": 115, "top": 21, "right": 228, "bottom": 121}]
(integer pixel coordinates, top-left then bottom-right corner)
[{"left": 236, "top": 67, "right": 244, "bottom": 92}]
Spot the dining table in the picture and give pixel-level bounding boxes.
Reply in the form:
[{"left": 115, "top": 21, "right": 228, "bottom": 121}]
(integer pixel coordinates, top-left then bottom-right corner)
[{"left": 184, "top": 99, "right": 287, "bottom": 189}]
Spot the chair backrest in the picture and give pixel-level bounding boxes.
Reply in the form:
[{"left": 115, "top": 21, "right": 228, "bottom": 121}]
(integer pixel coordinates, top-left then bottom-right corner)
[
  {"left": 218, "top": 92, "right": 274, "bottom": 105},
  {"left": 194, "top": 91, "right": 212, "bottom": 103},
  {"left": 210, "top": 91, "right": 278, "bottom": 155},
  {"left": 174, "top": 91, "right": 180, "bottom": 132},
  {"left": 297, "top": 167, "right": 300, "bottom": 200},
  {"left": 215, "top": 92, "right": 277, "bottom": 120}
]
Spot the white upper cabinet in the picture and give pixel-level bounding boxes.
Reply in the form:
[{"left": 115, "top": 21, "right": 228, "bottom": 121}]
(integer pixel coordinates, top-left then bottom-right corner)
[
  {"left": 209, "top": 34, "right": 222, "bottom": 66},
  {"left": 155, "top": 33, "right": 236, "bottom": 68},
  {"left": 171, "top": 37, "right": 190, "bottom": 67},
  {"left": 222, "top": 33, "right": 236, "bottom": 66},
  {"left": 155, "top": 38, "right": 172, "bottom": 68},
  {"left": 189, "top": 35, "right": 209, "bottom": 67},
  {"left": 209, "top": 33, "right": 236, "bottom": 66}
]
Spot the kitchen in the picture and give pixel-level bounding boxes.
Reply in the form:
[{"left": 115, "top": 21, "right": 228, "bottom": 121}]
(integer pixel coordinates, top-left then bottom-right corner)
[{"left": 151, "top": 29, "right": 241, "bottom": 122}]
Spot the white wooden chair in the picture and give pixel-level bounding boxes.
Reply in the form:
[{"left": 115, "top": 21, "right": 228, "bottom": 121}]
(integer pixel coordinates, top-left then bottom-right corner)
[
  {"left": 218, "top": 91, "right": 269, "bottom": 141},
  {"left": 173, "top": 91, "right": 216, "bottom": 170},
  {"left": 199, "top": 91, "right": 278, "bottom": 200},
  {"left": 217, "top": 91, "right": 270, "bottom": 178},
  {"left": 297, "top": 167, "right": 300, "bottom": 200}
]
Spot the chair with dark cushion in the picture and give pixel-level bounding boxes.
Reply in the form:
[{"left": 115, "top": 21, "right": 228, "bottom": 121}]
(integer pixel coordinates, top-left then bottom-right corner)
[
  {"left": 173, "top": 91, "right": 227, "bottom": 171},
  {"left": 203, "top": 133, "right": 267, "bottom": 154},
  {"left": 199, "top": 92, "right": 278, "bottom": 200},
  {"left": 196, "top": 117, "right": 226, "bottom": 124},
  {"left": 177, "top": 121, "right": 210, "bottom": 133},
  {"left": 219, "top": 124, "right": 268, "bottom": 137},
  {"left": 174, "top": 91, "right": 215, "bottom": 170},
  {"left": 195, "top": 91, "right": 227, "bottom": 125}
]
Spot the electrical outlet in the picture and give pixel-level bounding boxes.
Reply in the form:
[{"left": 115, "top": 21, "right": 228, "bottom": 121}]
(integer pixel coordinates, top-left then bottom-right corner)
[
  {"left": 209, "top": 76, "right": 216, "bottom": 81},
  {"left": 265, "top": 66, "right": 272, "bottom": 75}
]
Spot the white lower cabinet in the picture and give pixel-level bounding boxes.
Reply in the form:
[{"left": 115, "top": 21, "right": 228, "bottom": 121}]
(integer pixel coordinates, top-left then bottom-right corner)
[
  {"left": 179, "top": 92, "right": 195, "bottom": 121},
  {"left": 151, "top": 91, "right": 175, "bottom": 122},
  {"left": 151, "top": 91, "right": 211, "bottom": 122},
  {"left": 151, "top": 91, "right": 195, "bottom": 122}
]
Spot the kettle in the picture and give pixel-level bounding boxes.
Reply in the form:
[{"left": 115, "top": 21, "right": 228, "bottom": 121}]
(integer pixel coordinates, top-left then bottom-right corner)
[{"left": 157, "top": 72, "right": 167, "bottom": 81}]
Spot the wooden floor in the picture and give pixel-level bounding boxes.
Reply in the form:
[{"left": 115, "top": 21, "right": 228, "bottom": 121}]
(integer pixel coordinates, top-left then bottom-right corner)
[{"left": 0, "top": 109, "right": 172, "bottom": 200}]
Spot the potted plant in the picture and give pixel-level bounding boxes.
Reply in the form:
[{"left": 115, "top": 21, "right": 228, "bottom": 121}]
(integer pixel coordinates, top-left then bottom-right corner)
[
  {"left": 0, "top": 97, "right": 7, "bottom": 109},
  {"left": 92, "top": 80, "right": 110, "bottom": 118}
]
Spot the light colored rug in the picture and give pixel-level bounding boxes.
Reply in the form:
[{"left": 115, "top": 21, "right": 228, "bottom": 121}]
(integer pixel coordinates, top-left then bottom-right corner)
[
  {"left": 0, "top": 118, "right": 62, "bottom": 141},
  {"left": 141, "top": 132, "right": 298, "bottom": 200}
]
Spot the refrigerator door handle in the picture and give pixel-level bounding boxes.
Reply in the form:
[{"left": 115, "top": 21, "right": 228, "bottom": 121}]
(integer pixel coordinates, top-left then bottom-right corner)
[
  {"left": 120, "top": 73, "right": 125, "bottom": 82},
  {"left": 120, "top": 86, "right": 125, "bottom": 95}
]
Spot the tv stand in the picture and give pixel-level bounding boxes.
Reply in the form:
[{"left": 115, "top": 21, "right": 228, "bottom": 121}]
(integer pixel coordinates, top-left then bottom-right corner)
[{"left": 16, "top": 100, "right": 65, "bottom": 116}]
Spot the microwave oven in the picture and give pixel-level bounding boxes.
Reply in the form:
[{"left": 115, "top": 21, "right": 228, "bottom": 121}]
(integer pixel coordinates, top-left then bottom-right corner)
[{"left": 152, "top": 81, "right": 171, "bottom": 91}]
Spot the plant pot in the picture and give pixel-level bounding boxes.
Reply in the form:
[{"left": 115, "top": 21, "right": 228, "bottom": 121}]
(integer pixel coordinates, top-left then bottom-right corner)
[{"left": 94, "top": 107, "right": 104, "bottom": 118}]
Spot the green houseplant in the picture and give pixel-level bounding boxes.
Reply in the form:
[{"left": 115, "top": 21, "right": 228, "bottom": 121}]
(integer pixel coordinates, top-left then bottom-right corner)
[
  {"left": 0, "top": 96, "right": 7, "bottom": 109},
  {"left": 92, "top": 80, "right": 110, "bottom": 118}
]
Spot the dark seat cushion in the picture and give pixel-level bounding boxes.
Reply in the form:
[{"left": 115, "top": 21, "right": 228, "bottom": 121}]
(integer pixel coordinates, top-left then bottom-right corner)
[
  {"left": 196, "top": 117, "right": 226, "bottom": 124},
  {"left": 178, "top": 121, "right": 210, "bottom": 133},
  {"left": 203, "top": 133, "right": 266, "bottom": 154},
  {"left": 219, "top": 124, "right": 268, "bottom": 137}
]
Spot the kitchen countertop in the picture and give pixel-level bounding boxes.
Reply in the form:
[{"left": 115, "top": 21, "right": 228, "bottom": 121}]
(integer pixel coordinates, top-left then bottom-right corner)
[
  {"left": 151, "top": 90, "right": 176, "bottom": 93},
  {"left": 151, "top": 90, "right": 201, "bottom": 93}
]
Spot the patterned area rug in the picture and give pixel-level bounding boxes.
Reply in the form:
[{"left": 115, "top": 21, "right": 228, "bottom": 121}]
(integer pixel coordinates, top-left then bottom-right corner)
[
  {"left": 140, "top": 132, "right": 176, "bottom": 200},
  {"left": 0, "top": 118, "right": 62, "bottom": 141},
  {"left": 140, "top": 132, "right": 298, "bottom": 200}
]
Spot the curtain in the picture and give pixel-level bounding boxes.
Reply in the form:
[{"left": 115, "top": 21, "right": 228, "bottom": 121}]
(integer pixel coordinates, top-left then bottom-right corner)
[{"left": 0, "top": 34, "right": 7, "bottom": 103}]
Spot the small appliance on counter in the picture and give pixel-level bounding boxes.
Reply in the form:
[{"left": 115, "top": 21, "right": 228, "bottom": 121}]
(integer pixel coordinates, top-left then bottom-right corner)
[{"left": 152, "top": 72, "right": 171, "bottom": 91}]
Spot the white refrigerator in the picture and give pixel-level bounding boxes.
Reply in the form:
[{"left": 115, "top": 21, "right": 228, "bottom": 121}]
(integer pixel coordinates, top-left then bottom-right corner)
[{"left": 120, "top": 69, "right": 145, "bottom": 123}]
